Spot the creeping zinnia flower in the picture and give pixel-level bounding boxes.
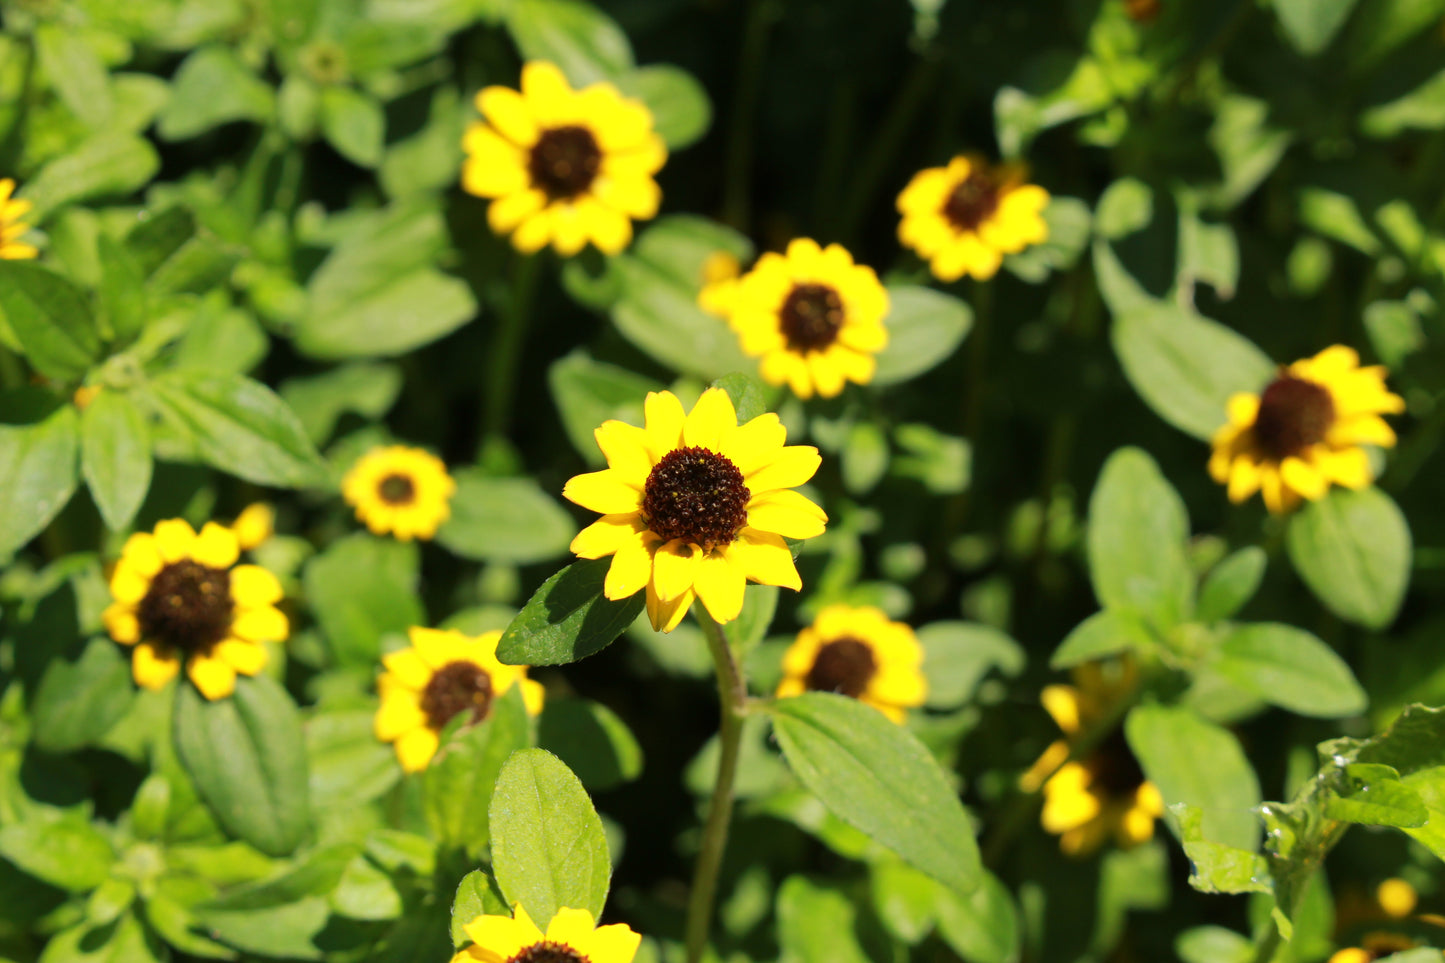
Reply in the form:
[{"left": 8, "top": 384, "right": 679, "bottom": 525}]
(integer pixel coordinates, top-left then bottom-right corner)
[
  {"left": 1020, "top": 660, "right": 1163, "bottom": 857},
  {"left": 0, "top": 178, "right": 36, "bottom": 260},
  {"left": 775, "top": 605, "right": 926, "bottom": 722},
  {"left": 461, "top": 61, "right": 666, "bottom": 256},
  {"left": 342, "top": 445, "right": 456, "bottom": 541},
  {"left": 896, "top": 154, "right": 1049, "bottom": 282},
  {"left": 452, "top": 904, "right": 640, "bottom": 963},
  {"left": 699, "top": 238, "right": 889, "bottom": 400},
  {"left": 564, "top": 388, "right": 826, "bottom": 632},
  {"left": 1209, "top": 345, "right": 1405, "bottom": 515},
  {"left": 103, "top": 520, "right": 288, "bottom": 700},
  {"left": 375, "top": 627, "right": 543, "bottom": 773}
]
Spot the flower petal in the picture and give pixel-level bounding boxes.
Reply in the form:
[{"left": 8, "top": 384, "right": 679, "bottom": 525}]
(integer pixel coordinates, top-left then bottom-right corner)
[
  {"left": 683, "top": 387, "right": 738, "bottom": 453},
  {"left": 231, "top": 565, "right": 283, "bottom": 606},
  {"left": 651, "top": 540, "right": 701, "bottom": 601},
  {"left": 744, "top": 489, "right": 827, "bottom": 539},
  {"left": 192, "top": 522, "right": 240, "bottom": 569},
  {"left": 727, "top": 528, "right": 800, "bottom": 590},
  {"left": 604, "top": 530, "right": 654, "bottom": 600},
  {"left": 395, "top": 726, "right": 441, "bottom": 773},
  {"left": 645, "top": 579, "right": 694, "bottom": 633},
  {"left": 744, "top": 446, "right": 821, "bottom": 493},
  {"left": 643, "top": 391, "right": 687, "bottom": 462},
  {"left": 187, "top": 652, "right": 238, "bottom": 700},
  {"left": 695, "top": 550, "right": 745, "bottom": 623},
  {"left": 571, "top": 513, "right": 647, "bottom": 559},
  {"left": 563, "top": 470, "right": 644, "bottom": 514},
  {"left": 594, "top": 420, "right": 652, "bottom": 482},
  {"left": 132, "top": 642, "right": 181, "bottom": 691},
  {"left": 375, "top": 691, "right": 427, "bottom": 741}
]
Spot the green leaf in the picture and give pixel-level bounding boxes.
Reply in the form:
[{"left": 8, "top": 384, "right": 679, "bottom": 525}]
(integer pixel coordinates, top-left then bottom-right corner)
[
  {"left": 0, "top": 812, "right": 113, "bottom": 892},
  {"left": 776, "top": 876, "right": 874, "bottom": 963},
  {"left": 616, "top": 64, "right": 710, "bottom": 149},
  {"left": 1095, "top": 178, "right": 1153, "bottom": 240},
  {"left": 1286, "top": 487, "right": 1410, "bottom": 630},
  {"left": 872, "top": 286, "right": 973, "bottom": 386},
  {"left": 435, "top": 471, "right": 575, "bottom": 565},
  {"left": 1175, "top": 926, "right": 1253, "bottom": 963},
  {"left": 1086, "top": 447, "right": 1194, "bottom": 630},
  {"left": 30, "top": 636, "right": 135, "bottom": 753},
  {"left": 1324, "top": 763, "right": 1428, "bottom": 827},
  {"left": 147, "top": 370, "right": 327, "bottom": 488},
  {"left": 97, "top": 236, "right": 148, "bottom": 347},
  {"left": 0, "top": 261, "right": 101, "bottom": 381},
  {"left": 1050, "top": 609, "right": 1155, "bottom": 669},
  {"left": 1126, "top": 704, "right": 1261, "bottom": 851},
  {"left": 767, "top": 692, "right": 981, "bottom": 896},
  {"left": 424, "top": 688, "right": 531, "bottom": 850},
  {"left": 320, "top": 86, "right": 386, "bottom": 168},
  {"left": 917, "top": 621, "right": 1025, "bottom": 708},
  {"left": 34, "top": 25, "right": 114, "bottom": 129},
  {"left": 173, "top": 673, "right": 312, "bottom": 857},
  {"left": 489, "top": 748, "right": 611, "bottom": 925},
  {"left": 80, "top": 390, "right": 152, "bottom": 532},
  {"left": 1172, "top": 803, "right": 1271, "bottom": 895},
  {"left": 281, "top": 363, "right": 403, "bottom": 444},
  {"left": 1004, "top": 196, "right": 1092, "bottom": 282},
  {"left": 296, "top": 267, "right": 476, "bottom": 359},
  {"left": 1111, "top": 304, "right": 1275, "bottom": 440},
  {"left": 306, "top": 710, "right": 401, "bottom": 811},
  {"left": 1275, "top": 0, "right": 1359, "bottom": 54},
  {"left": 537, "top": 699, "right": 643, "bottom": 791},
  {"left": 1362, "top": 67, "right": 1445, "bottom": 137},
  {"left": 1213, "top": 623, "right": 1367, "bottom": 718},
  {"left": 302, "top": 533, "right": 424, "bottom": 668},
  {"left": 39, "top": 914, "right": 165, "bottom": 963},
  {"left": 451, "top": 869, "right": 509, "bottom": 947},
  {"left": 841, "top": 420, "right": 889, "bottom": 495},
  {"left": 870, "top": 859, "right": 938, "bottom": 945},
  {"left": 934, "top": 868, "right": 1020, "bottom": 963},
  {"left": 20, "top": 132, "right": 160, "bottom": 223},
  {"left": 1196, "top": 547, "right": 1267, "bottom": 623},
  {"left": 157, "top": 45, "right": 274, "bottom": 140},
  {"left": 497, "top": 559, "right": 646, "bottom": 666},
  {"left": 0, "top": 400, "right": 79, "bottom": 561},
  {"left": 172, "top": 303, "right": 267, "bottom": 374},
  {"left": 611, "top": 254, "right": 753, "bottom": 380},
  {"left": 711, "top": 372, "right": 767, "bottom": 423},
  {"left": 506, "top": 0, "right": 634, "bottom": 85},
  {"left": 548, "top": 352, "right": 659, "bottom": 465}
]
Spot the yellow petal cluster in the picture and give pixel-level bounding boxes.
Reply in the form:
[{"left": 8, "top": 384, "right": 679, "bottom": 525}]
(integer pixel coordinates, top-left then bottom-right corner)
[
  {"left": 775, "top": 605, "right": 926, "bottom": 723},
  {"left": 342, "top": 445, "right": 456, "bottom": 541},
  {"left": 0, "top": 178, "right": 36, "bottom": 260},
  {"left": 453, "top": 904, "right": 639, "bottom": 963}
]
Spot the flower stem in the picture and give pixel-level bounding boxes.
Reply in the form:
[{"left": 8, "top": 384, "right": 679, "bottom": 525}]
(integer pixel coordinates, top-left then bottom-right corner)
[
  {"left": 684, "top": 611, "right": 748, "bottom": 963},
  {"left": 480, "top": 250, "right": 540, "bottom": 456}
]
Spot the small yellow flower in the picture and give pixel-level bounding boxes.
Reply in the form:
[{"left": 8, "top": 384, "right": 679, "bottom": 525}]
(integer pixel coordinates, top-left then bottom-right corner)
[
  {"left": 461, "top": 61, "right": 666, "bottom": 257},
  {"left": 231, "top": 503, "right": 275, "bottom": 550},
  {"left": 73, "top": 385, "right": 101, "bottom": 410},
  {"left": 452, "top": 903, "right": 640, "bottom": 963},
  {"left": 563, "top": 388, "right": 826, "bottom": 632},
  {"left": 1328, "top": 932, "right": 1420, "bottom": 963},
  {"left": 1021, "top": 660, "right": 1163, "bottom": 857},
  {"left": 1209, "top": 345, "right": 1405, "bottom": 515},
  {"left": 775, "top": 605, "right": 926, "bottom": 723},
  {"left": 102, "top": 519, "right": 288, "bottom": 700},
  {"left": 699, "top": 238, "right": 889, "bottom": 400},
  {"left": 896, "top": 154, "right": 1049, "bottom": 282},
  {"left": 374, "top": 627, "right": 544, "bottom": 773},
  {"left": 342, "top": 445, "right": 456, "bottom": 541},
  {"left": 0, "top": 178, "right": 37, "bottom": 260}
]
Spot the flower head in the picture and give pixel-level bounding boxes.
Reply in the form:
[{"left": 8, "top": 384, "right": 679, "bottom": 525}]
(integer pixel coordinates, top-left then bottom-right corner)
[
  {"left": 1021, "top": 660, "right": 1162, "bottom": 857},
  {"left": 375, "top": 627, "right": 543, "bottom": 773},
  {"left": 775, "top": 605, "right": 926, "bottom": 722},
  {"left": 1209, "top": 346, "right": 1405, "bottom": 514},
  {"left": 102, "top": 520, "right": 288, "bottom": 700},
  {"left": 563, "top": 388, "right": 826, "bottom": 632},
  {"left": 896, "top": 155, "right": 1049, "bottom": 282},
  {"left": 452, "top": 903, "right": 640, "bottom": 963},
  {"left": 1328, "top": 932, "right": 1421, "bottom": 963},
  {"left": 342, "top": 445, "right": 456, "bottom": 541},
  {"left": 699, "top": 238, "right": 889, "bottom": 400},
  {"left": 461, "top": 61, "right": 666, "bottom": 257},
  {"left": 0, "top": 179, "right": 36, "bottom": 260}
]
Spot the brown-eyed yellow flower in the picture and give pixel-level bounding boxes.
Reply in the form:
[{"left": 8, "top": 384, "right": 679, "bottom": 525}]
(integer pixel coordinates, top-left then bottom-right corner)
[
  {"left": 102, "top": 520, "right": 287, "bottom": 700},
  {"left": 1209, "top": 346, "right": 1405, "bottom": 515},
  {"left": 342, "top": 445, "right": 456, "bottom": 541},
  {"left": 775, "top": 605, "right": 926, "bottom": 723},
  {"left": 564, "top": 388, "right": 826, "bottom": 632},
  {"left": 452, "top": 903, "right": 640, "bottom": 963},
  {"left": 461, "top": 61, "right": 666, "bottom": 256},
  {"left": 896, "top": 154, "right": 1048, "bottom": 282},
  {"left": 0, "top": 178, "right": 36, "bottom": 260}
]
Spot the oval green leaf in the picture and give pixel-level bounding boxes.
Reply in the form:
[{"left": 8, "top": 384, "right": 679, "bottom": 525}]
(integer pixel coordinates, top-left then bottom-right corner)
[
  {"left": 872, "top": 286, "right": 973, "bottom": 386},
  {"left": 497, "top": 559, "right": 646, "bottom": 666},
  {"left": 1214, "top": 623, "right": 1366, "bottom": 718},
  {"left": 1285, "top": 486, "right": 1410, "bottom": 630},
  {"left": 80, "top": 389, "right": 152, "bottom": 532},
  {"left": 435, "top": 471, "right": 575, "bottom": 564},
  {"left": 0, "top": 399, "right": 79, "bottom": 561},
  {"left": 31, "top": 636, "right": 135, "bottom": 753},
  {"left": 0, "top": 261, "right": 101, "bottom": 381}
]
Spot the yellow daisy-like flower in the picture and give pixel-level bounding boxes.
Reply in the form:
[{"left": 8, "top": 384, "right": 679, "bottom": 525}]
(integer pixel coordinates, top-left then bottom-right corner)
[
  {"left": 775, "top": 605, "right": 927, "bottom": 723},
  {"left": 452, "top": 903, "right": 640, "bottom": 963},
  {"left": 374, "top": 627, "right": 544, "bottom": 773},
  {"left": 563, "top": 388, "right": 826, "bottom": 632},
  {"left": 461, "top": 60, "right": 666, "bottom": 257},
  {"left": 0, "top": 178, "right": 37, "bottom": 260},
  {"left": 1020, "top": 660, "right": 1163, "bottom": 857},
  {"left": 699, "top": 238, "right": 889, "bottom": 400},
  {"left": 1208, "top": 345, "right": 1405, "bottom": 515},
  {"left": 896, "top": 154, "right": 1049, "bottom": 282},
  {"left": 102, "top": 519, "right": 288, "bottom": 700},
  {"left": 341, "top": 445, "right": 456, "bottom": 541}
]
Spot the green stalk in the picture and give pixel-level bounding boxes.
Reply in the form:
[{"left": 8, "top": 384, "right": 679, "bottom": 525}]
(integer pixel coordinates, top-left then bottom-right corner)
[
  {"left": 684, "top": 610, "right": 749, "bottom": 963},
  {"left": 480, "top": 250, "right": 540, "bottom": 456}
]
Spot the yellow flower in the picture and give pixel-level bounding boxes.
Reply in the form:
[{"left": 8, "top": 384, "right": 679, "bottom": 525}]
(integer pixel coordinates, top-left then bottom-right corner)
[
  {"left": 342, "top": 445, "right": 456, "bottom": 541},
  {"left": 697, "top": 250, "right": 742, "bottom": 316},
  {"left": 461, "top": 60, "right": 666, "bottom": 257},
  {"left": 775, "top": 605, "right": 926, "bottom": 723},
  {"left": 374, "top": 627, "right": 544, "bottom": 773},
  {"left": 0, "top": 178, "right": 36, "bottom": 260},
  {"left": 1208, "top": 345, "right": 1405, "bottom": 515},
  {"left": 231, "top": 503, "right": 274, "bottom": 550},
  {"left": 700, "top": 238, "right": 889, "bottom": 400},
  {"left": 1020, "top": 660, "right": 1163, "bottom": 857},
  {"left": 896, "top": 154, "right": 1049, "bottom": 282},
  {"left": 1328, "top": 932, "right": 1420, "bottom": 963},
  {"left": 452, "top": 903, "right": 640, "bottom": 963},
  {"left": 563, "top": 388, "right": 826, "bottom": 632},
  {"left": 102, "top": 519, "right": 288, "bottom": 700}
]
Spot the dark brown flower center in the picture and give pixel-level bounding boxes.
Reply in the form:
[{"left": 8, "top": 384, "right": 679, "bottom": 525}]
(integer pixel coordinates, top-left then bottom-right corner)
[
  {"left": 378, "top": 473, "right": 416, "bottom": 505},
  {"left": 420, "top": 660, "right": 494, "bottom": 730},
  {"left": 642, "top": 446, "right": 750, "bottom": 551},
  {"left": 529, "top": 126, "right": 602, "bottom": 200},
  {"left": 511, "top": 941, "right": 590, "bottom": 963},
  {"left": 942, "top": 168, "right": 1000, "bottom": 232},
  {"left": 1086, "top": 729, "right": 1146, "bottom": 799},
  {"left": 137, "top": 559, "right": 234, "bottom": 654},
  {"left": 1252, "top": 375, "right": 1335, "bottom": 461},
  {"left": 779, "top": 283, "right": 845, "bottom": 353},
  {"left": 1124, "top": 0, "right": 1161, "bottom": 23},
  {"left": 805, "top": 637, "right": 877, "bottom": 698}
]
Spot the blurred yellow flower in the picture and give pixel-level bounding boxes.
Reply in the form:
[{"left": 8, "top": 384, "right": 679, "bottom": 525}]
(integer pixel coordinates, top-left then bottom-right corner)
[
  {"left": 231, "top": 502, "right": 275, "bottom": 550},
  {"left": 775, "top": 605, "right": 926, "bottom": 723},
  {"left": 452, "top": 903, "right": 639, "bottom": 963},
  {"left": 0, "top": 178, "right": 36, "bottom": 260},
  {"left": 564, "top": 388, "right": 825, "bottom": 632},
  {"left": 102, "top": 519, "right": 287, "bottom": 700},
  {"left": 1209, "top": 345, "right": 1405, "bottom": 515},
  {"left": 342, "top": 445, "right": 455, "bottom": 541},
  {"left": 896, "top": 154, "right": 1049, "bottom": 282},
  {"left": 461, "top": 61, "right": 666, "bottom": 257},
  {"left": 374, "top": 627, "right": 543, "bottom": 773},
  {"left": 1328, "top": 932, "right": 1419, "bottom": 963}
]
